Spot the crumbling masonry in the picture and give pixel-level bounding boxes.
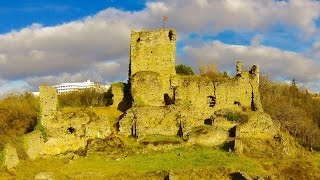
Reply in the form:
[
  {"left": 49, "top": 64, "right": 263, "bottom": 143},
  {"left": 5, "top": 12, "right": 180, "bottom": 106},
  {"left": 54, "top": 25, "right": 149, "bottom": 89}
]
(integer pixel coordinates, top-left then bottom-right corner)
[
  {"left": 119, "top": 29, "right": 277, "bottom": 150},
  {"left": 19, "top": 29, "right": 278, "bottom": 162},
  {"left": 22, "top": 86, "right": 112, "bottom": 160},
  {"left": 126, "top": 29, "right": 261, "bottom": 111}
]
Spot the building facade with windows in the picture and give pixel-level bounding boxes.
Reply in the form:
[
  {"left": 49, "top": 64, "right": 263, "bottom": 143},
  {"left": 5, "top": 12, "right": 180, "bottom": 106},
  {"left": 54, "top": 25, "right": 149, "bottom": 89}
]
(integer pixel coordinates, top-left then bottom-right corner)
[{"left": 53, "top": 80, "right": 110, "bottom": 94}]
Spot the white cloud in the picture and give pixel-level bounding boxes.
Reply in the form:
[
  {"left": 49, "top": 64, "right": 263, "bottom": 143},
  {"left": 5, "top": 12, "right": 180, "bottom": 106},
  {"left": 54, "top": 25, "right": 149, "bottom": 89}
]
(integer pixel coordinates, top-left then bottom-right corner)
[
  {"left": 250, "top": 35, "right": 263, "bottom": 47},
  {"left": 0, "top": 0, "right": 320, "bottom": 92},
  {"left": 156, "top": 0, "right": 320, "bottom": 35},
  {"left": 0, "top": 54, "right": 7, "bottom": 64},
  {"left": 183, "top": 40, "right": 320, "bottom": 83}
]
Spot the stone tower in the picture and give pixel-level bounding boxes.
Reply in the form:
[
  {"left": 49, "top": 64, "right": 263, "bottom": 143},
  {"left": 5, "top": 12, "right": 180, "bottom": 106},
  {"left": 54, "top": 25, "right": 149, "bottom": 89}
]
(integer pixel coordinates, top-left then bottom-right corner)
[
  {"left": 39, "top": 86, "right": 58, "bottom": 120},
  {"left": 129, "top": 29, "right": 177, "bottom": 97}
]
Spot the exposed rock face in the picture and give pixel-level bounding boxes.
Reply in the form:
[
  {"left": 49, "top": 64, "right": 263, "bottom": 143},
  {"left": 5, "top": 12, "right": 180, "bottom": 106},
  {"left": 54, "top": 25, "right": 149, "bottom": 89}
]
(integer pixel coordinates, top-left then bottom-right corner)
[{"left": 1, "top": 144, "right": 20, "bottom": 170}]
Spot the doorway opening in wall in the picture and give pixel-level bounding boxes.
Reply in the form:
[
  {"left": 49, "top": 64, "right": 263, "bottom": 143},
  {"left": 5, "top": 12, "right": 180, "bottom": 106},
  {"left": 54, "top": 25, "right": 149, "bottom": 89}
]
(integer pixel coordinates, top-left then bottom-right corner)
[
  {"left": 207, "top": 96, "right": 216, "bottom": 107},
  {"left": 228, "top": 126, "right": 237, "bottom": 138},
  {"left": 164, "top": 93, "right": 174, "bottom": 105}
]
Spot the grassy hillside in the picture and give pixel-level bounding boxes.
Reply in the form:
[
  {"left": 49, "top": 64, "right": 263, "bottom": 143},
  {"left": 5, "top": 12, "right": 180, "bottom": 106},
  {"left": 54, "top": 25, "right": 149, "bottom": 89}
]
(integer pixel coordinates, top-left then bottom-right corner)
[{"left": 260, "top": 76, "right": 320, "bottom": 149}]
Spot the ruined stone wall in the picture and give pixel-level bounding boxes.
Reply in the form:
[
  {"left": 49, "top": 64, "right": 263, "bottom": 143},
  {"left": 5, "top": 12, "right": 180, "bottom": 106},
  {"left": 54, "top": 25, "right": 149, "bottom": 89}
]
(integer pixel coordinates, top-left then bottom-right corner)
[
  {"left": 171, "top": 75, "right": 214, "bottom": 110},
  {"left": 170, "top": 64, "right": 261, "bottom": 112},
  {"left": 119, "top": 105, "right": 213, "bottom": 139},
  {"left": 25, "top": 85, "right": 114, "bottom": 160},
  {"left": 129, "top": 29, "right": 177, "bottom": 97},
  {"left": 131, "top": 71, "right": 164, "bottom": 106},
  {"left": 119, "top": 106, "right": 179, "bottom": 138},
  {"left": 39, "top": 86, "right": 58, "bottom": 120},
  {"left": 23, "top": 109, "right": 112, "bottom": 160},
  {"left": 214, "top": 74, "right": 252, "bottom": 111},
  {"left": 110, "top": 82, "right": 125, "bottom": 108}
]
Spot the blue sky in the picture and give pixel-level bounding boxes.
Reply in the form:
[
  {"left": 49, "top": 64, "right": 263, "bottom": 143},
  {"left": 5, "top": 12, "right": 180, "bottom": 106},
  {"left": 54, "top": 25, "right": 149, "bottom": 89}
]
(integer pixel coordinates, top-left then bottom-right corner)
[
  {"left": 1, "top": 0, "right": 320, "bottom": 95},
  {"left": 0, "top": 0, "right": 146, "bottom": 33}
]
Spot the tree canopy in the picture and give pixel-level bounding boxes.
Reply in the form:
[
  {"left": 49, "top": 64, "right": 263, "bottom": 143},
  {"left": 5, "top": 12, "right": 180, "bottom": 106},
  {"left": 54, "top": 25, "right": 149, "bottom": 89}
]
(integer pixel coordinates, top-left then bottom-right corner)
[{"left": 175, "top": 64, "right": 194, "bottom": 75}]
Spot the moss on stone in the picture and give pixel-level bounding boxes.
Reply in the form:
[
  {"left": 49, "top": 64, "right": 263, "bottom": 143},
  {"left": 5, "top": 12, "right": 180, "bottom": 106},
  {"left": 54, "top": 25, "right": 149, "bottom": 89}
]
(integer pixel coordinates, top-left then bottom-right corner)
[
  {"left": 34, "top": 122, "right": 48, "bottom": 142},
  {"left": 224, "top": 112, "right": 248, "bottom": 124}
]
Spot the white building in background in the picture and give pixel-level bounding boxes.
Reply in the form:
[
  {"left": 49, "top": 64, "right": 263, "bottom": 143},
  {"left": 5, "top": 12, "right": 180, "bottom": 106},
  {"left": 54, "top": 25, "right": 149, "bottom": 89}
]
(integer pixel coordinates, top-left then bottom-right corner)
[
  {"left": 32, "top": 92, "right": 40, "bottom": 96},
  {"left": 54, "top": 80, "right": 109, "bottom": 94}
]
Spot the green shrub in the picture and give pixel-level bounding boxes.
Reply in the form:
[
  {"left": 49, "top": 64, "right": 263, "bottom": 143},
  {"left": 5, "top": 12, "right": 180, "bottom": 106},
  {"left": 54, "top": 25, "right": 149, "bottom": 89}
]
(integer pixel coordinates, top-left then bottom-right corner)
[
  {"left": 0, "top": 93, "right": 39, "bottom": 147},
  {"left": 176, "top": 64, "right": 195, "bottom": 75},
  {"left": 34, "top": 123, "right": 48, "bottom": 142},
  {"left": 224, "top": 112, "right": 248, "bottom": 124},
  {"left": 58, "top": 89, "right": 108, "bottom": 108}
]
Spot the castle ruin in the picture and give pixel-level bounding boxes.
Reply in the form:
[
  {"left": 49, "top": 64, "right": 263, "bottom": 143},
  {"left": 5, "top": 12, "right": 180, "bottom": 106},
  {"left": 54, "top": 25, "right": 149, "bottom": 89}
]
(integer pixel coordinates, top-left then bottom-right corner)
[
  {"left": 118, "top": 29, "right": 272, "bottom": 145},
  {"left": 20, "top": 29, "right": 279, "bottom": 161},
  {"left": 126, "top": 29, "right": 262, "bottom": 111}
]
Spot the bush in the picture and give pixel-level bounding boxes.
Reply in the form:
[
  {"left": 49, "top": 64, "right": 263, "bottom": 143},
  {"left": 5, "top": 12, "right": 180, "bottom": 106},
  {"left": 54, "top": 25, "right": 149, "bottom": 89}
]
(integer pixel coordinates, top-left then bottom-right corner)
[
  {"left": 199, "top": 63, "right": 232, "bottom": 82},
  {"left": 0, "top": 93, "right": 39, "bottom": 147},
  {"left": 58, "top": 88, "right": 108, "bottom": 108},
  {"left": 259, "top": 75, "right": 320, "bottom": 149},
  {"left": 175, "top": 64, "right": 195, "bottom": 75}
]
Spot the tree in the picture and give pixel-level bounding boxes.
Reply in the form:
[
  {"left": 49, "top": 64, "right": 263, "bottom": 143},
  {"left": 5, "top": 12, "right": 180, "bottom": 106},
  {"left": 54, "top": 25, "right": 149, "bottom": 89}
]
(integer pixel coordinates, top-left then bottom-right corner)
[
  {"left": 175, "top": 64, "right": 194, "bottom": 75},
  {"left": 291, "top": 78, "right": 298, "bottom": 89},
  {"left": 199, "top": 63, "right": 220, "bottom": 78}
]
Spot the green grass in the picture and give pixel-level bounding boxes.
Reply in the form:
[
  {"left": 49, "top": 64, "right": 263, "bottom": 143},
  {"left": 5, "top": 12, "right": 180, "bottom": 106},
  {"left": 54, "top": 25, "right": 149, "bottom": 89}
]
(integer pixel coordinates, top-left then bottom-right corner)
[
  {"left": 1, "top": 145, "right": 319, "bottom": 179},
  {"left": 60, "top": 146, "right": 265, "bottom": 178},
  {"left": 139, "top": 134, "right": 182, "bottom": 145},
  {"left": 0, "top": 146, "right": 263, "bottom": 179}
]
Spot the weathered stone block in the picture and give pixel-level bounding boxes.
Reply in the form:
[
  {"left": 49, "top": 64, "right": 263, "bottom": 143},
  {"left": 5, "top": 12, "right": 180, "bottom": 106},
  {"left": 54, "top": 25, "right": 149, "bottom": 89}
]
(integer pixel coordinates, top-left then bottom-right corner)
[{"left": 131, "top": 71, "right": 164, "bottom": 106}]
